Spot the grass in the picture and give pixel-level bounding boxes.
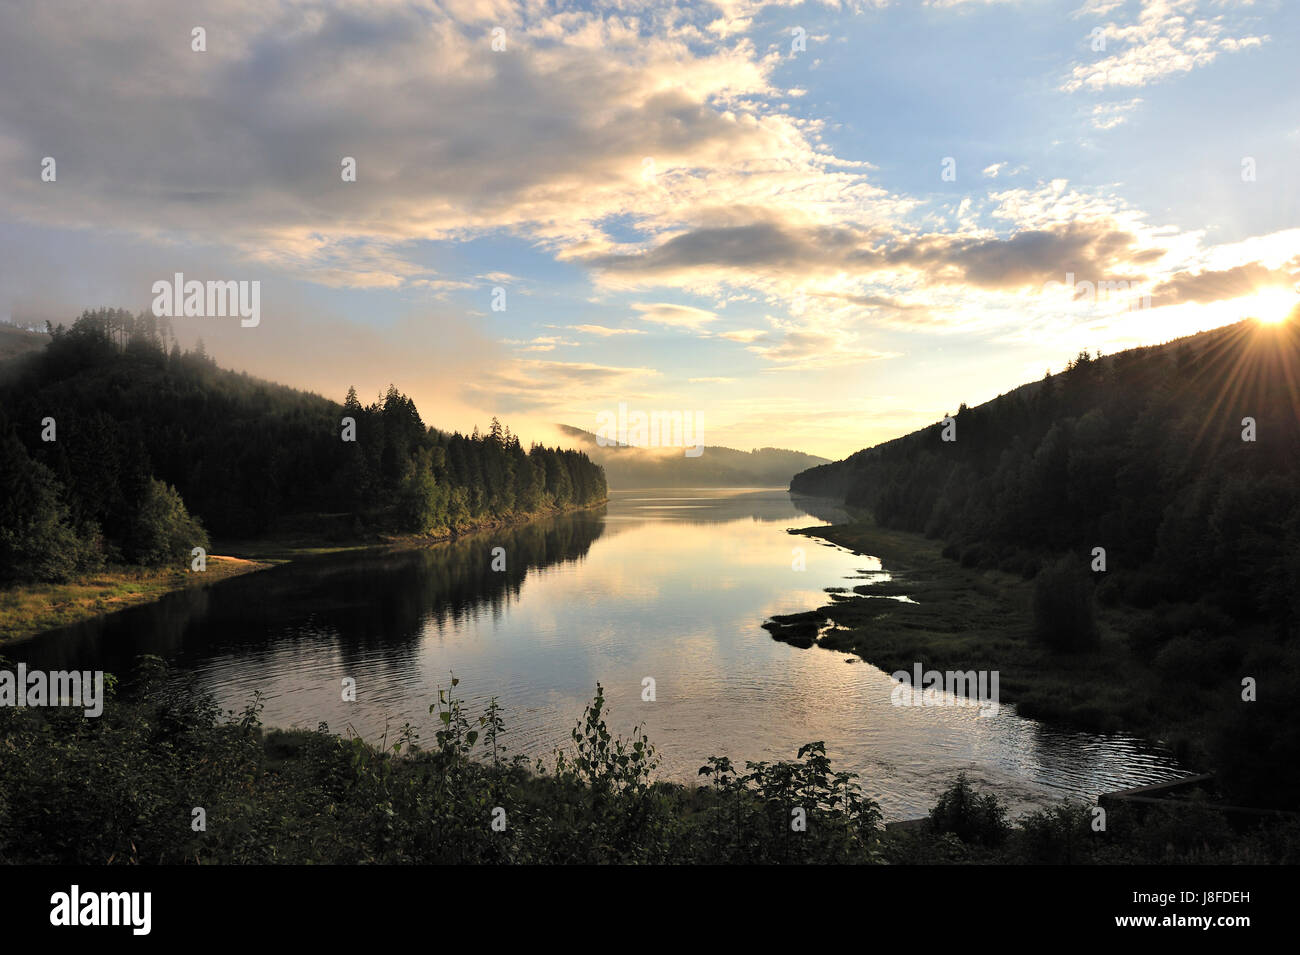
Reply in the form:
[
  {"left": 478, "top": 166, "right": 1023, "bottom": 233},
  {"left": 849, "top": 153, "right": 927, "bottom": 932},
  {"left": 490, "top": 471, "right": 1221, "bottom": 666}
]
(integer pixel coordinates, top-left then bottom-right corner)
[
  {"left": 787, "top": 517, "right": 1197, "bottom": 750},
  {"left": 0, "top": 556, "right": 272, "bottom": 646}
]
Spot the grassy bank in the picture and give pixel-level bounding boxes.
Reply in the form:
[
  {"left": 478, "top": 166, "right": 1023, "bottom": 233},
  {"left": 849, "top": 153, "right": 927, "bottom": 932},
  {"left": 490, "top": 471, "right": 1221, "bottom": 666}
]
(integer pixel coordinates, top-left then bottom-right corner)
[
  {"left": 0, "top": 557, "right": 272, "bottom": 646},
  {"left": 1, "top": 660, "right": 1294, "bottom": 865},
  {"left": 783, "top": 517, "right": 1218, "bottom": 766}
]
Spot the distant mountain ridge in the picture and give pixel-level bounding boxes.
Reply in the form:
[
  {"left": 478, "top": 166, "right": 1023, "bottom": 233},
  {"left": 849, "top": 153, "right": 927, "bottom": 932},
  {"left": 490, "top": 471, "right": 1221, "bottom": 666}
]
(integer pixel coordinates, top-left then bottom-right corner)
[{"left": 558, "top": 424, "right": 829, "bottom": 489}]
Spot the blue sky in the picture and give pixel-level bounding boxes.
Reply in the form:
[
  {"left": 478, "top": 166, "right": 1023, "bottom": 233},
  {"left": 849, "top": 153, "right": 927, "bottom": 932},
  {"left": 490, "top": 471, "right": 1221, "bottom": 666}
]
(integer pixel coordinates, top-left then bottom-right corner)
[{"left": 1, "top": 0, "right": 1296, "bottom": 458}]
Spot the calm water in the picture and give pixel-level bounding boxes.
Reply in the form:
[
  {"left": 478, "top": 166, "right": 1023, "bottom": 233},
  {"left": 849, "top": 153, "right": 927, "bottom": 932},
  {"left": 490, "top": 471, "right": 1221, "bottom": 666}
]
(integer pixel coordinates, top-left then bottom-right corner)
[{"left": 13, "top": 488, "right": 1189, "bottom": 820}]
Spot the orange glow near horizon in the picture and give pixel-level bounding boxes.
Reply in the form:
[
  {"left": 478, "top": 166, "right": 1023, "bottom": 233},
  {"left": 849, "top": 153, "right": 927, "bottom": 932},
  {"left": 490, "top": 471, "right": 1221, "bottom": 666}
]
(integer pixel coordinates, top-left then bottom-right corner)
[{"left": 1247, "top": 290, "right": 1299, "bottom": 325}]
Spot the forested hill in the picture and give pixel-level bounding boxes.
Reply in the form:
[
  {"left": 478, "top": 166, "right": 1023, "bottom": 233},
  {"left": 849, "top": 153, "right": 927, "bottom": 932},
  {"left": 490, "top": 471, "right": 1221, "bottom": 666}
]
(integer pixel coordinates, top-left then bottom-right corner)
[
  {"left": 0, "top": 309, "right": 606, "bottom": 582},
  {"left": 557, "top": 424, "right": 828, "bottom": 488},
  {"left": 791, "top": 318, "right": 1300, "bottom": 627},
  {"left": 0, "top": 323, "right": 48, "bottom": 362}
]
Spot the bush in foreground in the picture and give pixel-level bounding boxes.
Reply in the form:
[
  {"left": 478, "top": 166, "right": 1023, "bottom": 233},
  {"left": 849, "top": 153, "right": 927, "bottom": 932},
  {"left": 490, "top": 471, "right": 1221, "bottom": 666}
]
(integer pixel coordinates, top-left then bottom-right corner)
[{"left": 2, "top": 659, "right": 1295, "bottom": 865}]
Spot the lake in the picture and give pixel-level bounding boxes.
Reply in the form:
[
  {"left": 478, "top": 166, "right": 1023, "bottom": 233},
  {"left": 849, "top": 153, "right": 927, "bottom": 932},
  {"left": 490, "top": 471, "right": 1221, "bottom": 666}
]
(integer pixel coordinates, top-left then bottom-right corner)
[{"left": 12, "top": 487, "right": 1189, "bottom": 821}]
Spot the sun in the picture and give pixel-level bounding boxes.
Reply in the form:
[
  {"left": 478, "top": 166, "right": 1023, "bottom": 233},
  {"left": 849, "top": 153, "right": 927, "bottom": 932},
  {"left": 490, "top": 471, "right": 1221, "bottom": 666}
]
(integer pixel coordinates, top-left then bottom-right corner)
[{"left": 1246, "top": 288, "right": 1298, "bottom": 325}]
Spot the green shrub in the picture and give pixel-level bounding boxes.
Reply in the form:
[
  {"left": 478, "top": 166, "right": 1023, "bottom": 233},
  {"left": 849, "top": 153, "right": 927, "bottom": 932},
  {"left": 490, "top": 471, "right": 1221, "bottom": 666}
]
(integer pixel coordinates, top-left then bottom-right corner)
[
  {"left": 1032, "top": 556, "right": 1098, "bottom": 651},
  {"left": 127, "top": 478, "right": 209, "bottom": 565},
  {"left": 0, "top": 433, "right": 94, "bottom": 581},
  {"left": 928, "top": 773, "right": 1010, "bottom": 846},
  {"left": 1125, "top": 602, "right": 1233, "bottom": 664},
  {"left": 1153, "top": 632, "right": 1240, "bottom": 687},
  {"left": 1015, "top": 802, "right": 1096, "bottom": 864}
]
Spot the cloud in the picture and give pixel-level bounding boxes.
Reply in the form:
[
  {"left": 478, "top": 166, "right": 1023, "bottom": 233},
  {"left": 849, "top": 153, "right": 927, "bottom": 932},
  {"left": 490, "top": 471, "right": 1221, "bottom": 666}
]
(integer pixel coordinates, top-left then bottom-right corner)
[
  {"left": 1072, "top": 0, "right": 1127, "bottom": 15},
  {"left": 503, "top": 335, "right": 581, "bottom": 352},
  {"left": 570, "top": 324, "right": 647, "bottom": 336},
  {"left": 828, "top": 292, "right": 952, "bottom": 328},
  {"left": 633, "top": 302, "right": 720, "bottom": 329},
  {"left": 1090, "top": 97, "right": 1144, "bottom": 129},
  {"left": 585, "top": 219, "right": 874, "bottom": 279},
  {"left": 890, "top": 221, "right": 1164, "bottom": 290},
  {"left": 718, "top": 328, "right": 769, "bottom": 342},
  {"left": 587, "top": 214, "right": 1165, "bottom": 292},
  {"left": 1063, "top": 0, "right": 1268, "bottom": 92},
  {"left": 464, "top": 357, "right": 661, "bottom": 413},
  {"left": 745, "top": 329, "right": 898, "bottom": 371},
  {"left": 0, "top": 0, "right": 868, "bottom": 286},
  {"left": 1150, "top": 261, "right": 1300, "bottom": 306}
]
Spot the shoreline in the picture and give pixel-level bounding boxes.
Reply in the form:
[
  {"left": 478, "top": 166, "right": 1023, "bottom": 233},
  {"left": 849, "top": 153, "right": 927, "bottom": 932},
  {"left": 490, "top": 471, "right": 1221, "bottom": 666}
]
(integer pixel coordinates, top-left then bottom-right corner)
[
  {"left": 0, "top": 556, "right": 274, "bottom": 647},
  {"left": 0, "top": 498, "right": 608, "bottom": 647},
  {"left": 786, "top": 515, "right": 1205, "bottom": 769}
]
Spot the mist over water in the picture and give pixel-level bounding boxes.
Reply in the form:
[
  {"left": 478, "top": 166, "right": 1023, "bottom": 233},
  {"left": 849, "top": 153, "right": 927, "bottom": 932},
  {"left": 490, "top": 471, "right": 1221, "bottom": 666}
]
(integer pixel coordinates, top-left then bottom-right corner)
[{"left": 17, "top": 488, "right": 1188, "bottom": 820}]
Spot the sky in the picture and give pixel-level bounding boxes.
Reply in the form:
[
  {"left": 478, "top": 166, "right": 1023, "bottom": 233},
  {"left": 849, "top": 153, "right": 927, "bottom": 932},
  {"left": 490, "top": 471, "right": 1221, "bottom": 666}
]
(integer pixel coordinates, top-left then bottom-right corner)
[{"left": 1, "top": 0, "right": 1297, "bottom": 460}]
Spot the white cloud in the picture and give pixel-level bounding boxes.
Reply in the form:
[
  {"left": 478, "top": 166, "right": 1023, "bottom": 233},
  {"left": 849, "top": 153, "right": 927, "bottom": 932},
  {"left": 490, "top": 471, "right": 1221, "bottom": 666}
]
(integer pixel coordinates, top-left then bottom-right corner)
[
  {"left": 1090, "top": 96, "right": 1144, "bottom": 129},
  {"left": 570, "top": 324, "right": 648, "bottom": 336},
  {"left": 633, "top": 302, "right": 720, "bottom": 330},
  {"left": 718, "top": 328, "right": 770, "bottom": 342},
  {"left": 1062, "top": 0, "right": 1268, "bottom": 92}
]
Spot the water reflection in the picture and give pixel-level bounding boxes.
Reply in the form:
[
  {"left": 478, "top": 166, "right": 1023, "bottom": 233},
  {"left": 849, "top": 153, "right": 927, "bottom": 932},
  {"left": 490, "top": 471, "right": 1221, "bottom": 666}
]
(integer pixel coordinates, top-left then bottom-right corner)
[
  {"left": 19, "top": 510, "right": 608, "bottom": 673},
  {"left": 12, "top": 488, "right": 1189, "bottom": 820}
]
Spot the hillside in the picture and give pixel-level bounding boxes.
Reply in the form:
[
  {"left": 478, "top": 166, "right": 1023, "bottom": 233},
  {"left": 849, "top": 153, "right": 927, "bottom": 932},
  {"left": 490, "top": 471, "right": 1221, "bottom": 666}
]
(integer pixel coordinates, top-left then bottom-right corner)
[
  {"left": 790, "top": 317, "right": 1300, "bottom": 807},
  {"left": 557, "top": 424, "right": 828, "bottom": 489},
  {"left": 0, "top": 322, "right": 49, "bottom": 363},
  {"left": 0, "top": 308, "right": 606, "bottom": 583},
  {"left": 791, "top": 318, "right": 1299, "bottom": 613}
]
